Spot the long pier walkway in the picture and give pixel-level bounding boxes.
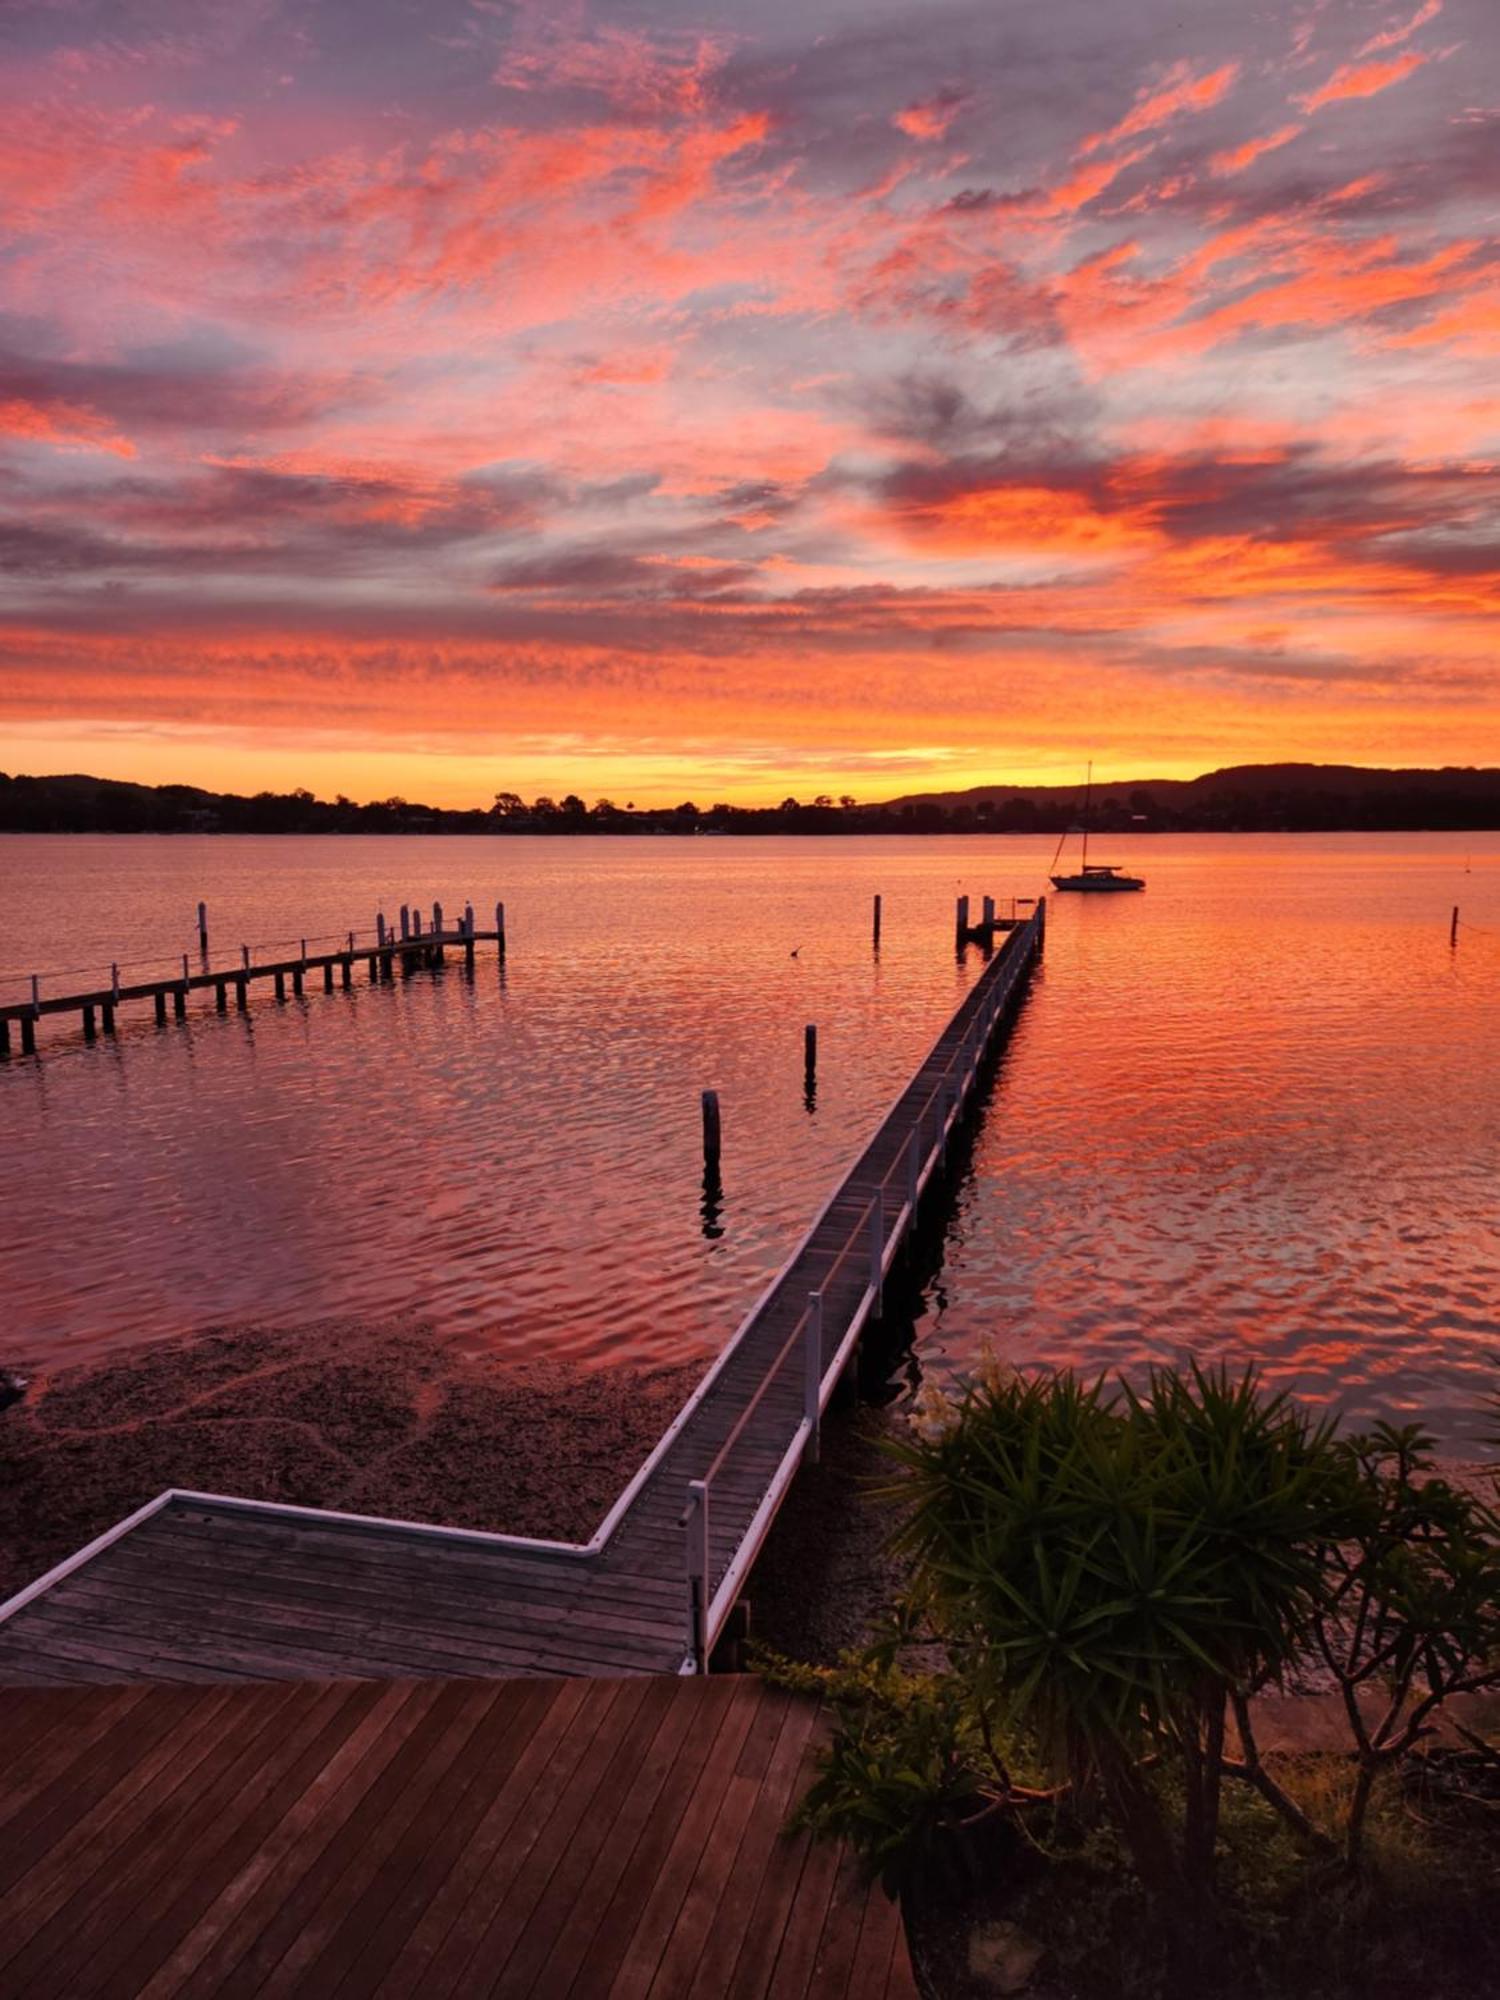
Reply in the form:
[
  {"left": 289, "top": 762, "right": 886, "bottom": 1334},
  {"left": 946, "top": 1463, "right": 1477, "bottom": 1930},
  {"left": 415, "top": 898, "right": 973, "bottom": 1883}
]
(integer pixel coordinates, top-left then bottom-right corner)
[{"left": 0, "top": 904, "right": 1044, "bottom": 1685}]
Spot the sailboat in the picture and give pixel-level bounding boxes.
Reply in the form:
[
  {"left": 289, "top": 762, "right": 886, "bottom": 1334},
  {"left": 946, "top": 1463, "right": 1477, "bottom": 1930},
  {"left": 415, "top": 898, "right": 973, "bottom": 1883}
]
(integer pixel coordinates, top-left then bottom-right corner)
[{"left": 1049, "top": 764, "right": 1145, "bottom": 892}]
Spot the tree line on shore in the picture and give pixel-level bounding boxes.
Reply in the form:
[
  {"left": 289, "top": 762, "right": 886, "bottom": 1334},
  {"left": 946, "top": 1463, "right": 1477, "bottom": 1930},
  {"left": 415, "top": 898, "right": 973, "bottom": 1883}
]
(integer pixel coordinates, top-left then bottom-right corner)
[{"left": 2, "top": 763, "right": 1499, "bottom": 835}]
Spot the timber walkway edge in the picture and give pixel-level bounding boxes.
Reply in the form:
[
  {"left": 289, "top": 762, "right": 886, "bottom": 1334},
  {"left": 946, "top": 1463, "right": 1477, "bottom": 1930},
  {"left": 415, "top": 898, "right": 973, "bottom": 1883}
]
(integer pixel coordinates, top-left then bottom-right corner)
[{"left": 0, "top": 902, "right": 1045, "bottom": 1686}]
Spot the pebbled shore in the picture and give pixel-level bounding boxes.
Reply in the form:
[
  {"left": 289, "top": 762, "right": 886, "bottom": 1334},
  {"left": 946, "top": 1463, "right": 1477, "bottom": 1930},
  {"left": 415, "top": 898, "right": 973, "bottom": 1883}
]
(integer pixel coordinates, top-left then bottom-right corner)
[{"left": 0, "top": 1321, "right": 704, "bottom": 1602}]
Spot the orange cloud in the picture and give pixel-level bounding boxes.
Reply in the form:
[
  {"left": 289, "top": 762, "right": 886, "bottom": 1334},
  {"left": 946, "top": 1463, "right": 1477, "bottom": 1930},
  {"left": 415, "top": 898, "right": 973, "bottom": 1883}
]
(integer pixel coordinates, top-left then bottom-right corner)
[
  {"left": 1079, "top": 61, "right": 1240, "bottom": 157},
  {"left": 1209, "top": 124, "right": 1304, "bottom": 177},
  {"left": 1358, "top": 0, "right": 1442, "bottom": 58},
  {"left": 0, "top": 397, "right": 135, "bottom": 457},
  {"left": 1298, "top": 51, "right": 1428, "bottom": 113}
]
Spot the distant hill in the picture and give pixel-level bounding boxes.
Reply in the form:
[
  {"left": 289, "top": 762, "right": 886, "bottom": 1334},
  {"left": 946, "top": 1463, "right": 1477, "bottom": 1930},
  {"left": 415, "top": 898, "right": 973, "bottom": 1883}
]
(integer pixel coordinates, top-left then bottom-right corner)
[
  {"left": 1, "top": 764, "right": 1498, "bottom": 834},
  {"left": 882, "top": 764, "right": 1500, "bottom": 832}
]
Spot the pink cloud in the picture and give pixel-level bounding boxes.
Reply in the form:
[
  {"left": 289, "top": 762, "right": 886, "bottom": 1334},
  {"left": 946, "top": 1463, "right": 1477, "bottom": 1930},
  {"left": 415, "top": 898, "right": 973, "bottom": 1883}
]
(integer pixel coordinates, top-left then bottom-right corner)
[
  {"left": 1298, "top": 50, "right": 1428, "bottom": 113},
  {"left": 1079, "top": 61, "right": 1240, "bottom": 158},
  {"left": 1358, "top": 0, "right": 1442, "bottom": 58},
  {"left": 1209, "top": 124, "right": 1304, "bottom": 177}
]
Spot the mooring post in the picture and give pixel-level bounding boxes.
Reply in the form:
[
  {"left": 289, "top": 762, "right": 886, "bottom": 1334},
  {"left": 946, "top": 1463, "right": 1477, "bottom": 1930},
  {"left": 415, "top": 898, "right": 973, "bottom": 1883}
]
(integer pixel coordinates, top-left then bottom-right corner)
[
  {"left": 20, "top": 1016, "right": 35, "bottom": 1055},
  {"left": 377, "top": 914, "right": 387, "bottom": 949},
  {"left": 804, "top": 1023, "right": 817, "bottom": 1083},
  {"left": 235, "top": 977, "right": 248, "bottom": 1012},
  {"left": 154, "top": 991, "right": 166, "bottom": 1026},
  {"left": 701, "top": 1089, "right": 722, "bottom": 1171},
  {"left": 955, "top": 895, "right": 969, "bottom": 946},
  {"left": 102, "top": 1001, "right": 115, "bottom": 1035},
  {"left": 412, "top": 909, "right": 423, "bottom": 939},
  {"left": 872, "top": 893, "right": 882, "bottom": 948},
  {"left": 685, "top": 1480, "right": 710, "bottom": 1673},
  {"left": 83, "top": 1004, "right": 96, "bottom": 1042},
  {"left": 495, "top": 901, "right": 506, "bottom": 960},
  {"left": 323, "top": 961, "right": 334, "bottom": 993},
  {"left": 342, "top": 958, "right": 352, "bottom": 989},
  {"left": 464, "top": 902, "right": 474, "bottom": 937},
  {"left": 275, "top": 971, "right": 286, "bottom": 1002},
  {"left": 804, "top": 1293, "right": 824, "bottom": 1464},
  {"left": 173, "top": 985, "right": 185, "bottom": 1019},
  {"left": 1451, "top": 905, "right": 1460, "bottom": 947},
  {"left": 400, "top": 905, "right": 410, "bottom": 941},
  {"left": 433, "top": 901, "right": 443, "bottom": 935},
  {"left": 982, "top": 894, "right": 995, "bottom": 929},
  {"left": 197, "top": 901, "right": 208, "bottom": 952},
  {"left": 215, "top": 980, "right": 227, "bottom": 1013}
]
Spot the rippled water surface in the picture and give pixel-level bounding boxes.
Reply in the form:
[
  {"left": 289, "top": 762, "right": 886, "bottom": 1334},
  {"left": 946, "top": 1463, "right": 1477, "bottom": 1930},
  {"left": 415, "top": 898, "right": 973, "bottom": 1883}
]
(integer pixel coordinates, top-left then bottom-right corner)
[{"left": 2, "top": 833, "right": 1496, "bottom": 1438}]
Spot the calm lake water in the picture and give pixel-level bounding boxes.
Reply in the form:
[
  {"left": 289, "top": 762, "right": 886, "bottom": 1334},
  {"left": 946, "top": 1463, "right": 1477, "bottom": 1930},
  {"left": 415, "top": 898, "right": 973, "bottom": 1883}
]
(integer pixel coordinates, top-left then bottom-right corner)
[{"left": 2, "top": 833, "right": 1496, "bottom": 1440}]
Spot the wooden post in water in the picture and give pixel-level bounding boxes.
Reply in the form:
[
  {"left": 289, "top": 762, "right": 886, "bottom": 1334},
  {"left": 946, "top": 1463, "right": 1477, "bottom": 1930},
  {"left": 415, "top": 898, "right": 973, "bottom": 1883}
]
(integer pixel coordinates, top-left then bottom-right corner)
[
  {"left": 955, "top": 895, "right": 969, "bottom": 946},
  {"left": 323, "top": 961, "right": 334, "bottom": 992},
  {"left": 804, "top": 1023, "right": 817, "bottom": 1083},
  {"left": 173, "top": 985, "right": 186, "bottom": 1019},
  {"left": 342, "top": 958, "right": 352, "bottom": 990},
  {"left": 1451, "top": 905, "right": 1460, "bottom": 947},
  {"left": 376, "top": 914, "right": 387, "bottom": 949},
  {"left": 274, "top": 971, "right": 286, "bottom": 1002},
  {"left": 20, "top": 1016, "right": 34, "bottom": 1055},
  {"left": 197, "top": 902, "right": 208, "bottom": 952},
  {"left": 83, "top": 1004, "right": 96, "bottom": 1042},
  {"left": 235, "top": 976, "right": 248, "bottom": 1012},
  {"left": 400, "top": 905, "right": 410, "bottom": 941},
  {"left": 215, "top": 981, "right": 227, "bottom": 1013},
  {"left": 872, "top": 893, "right": 882, "bottom": 948},
  {"left": 495, "top": 901, "right": 507, "bottom": 960},
  {"left": 804, "top": 1293, "right": 824, "bottom": 1464},
  {"left": 982, "top": 895, "right": 995, "bottom": 929},
  {"left": 154, "top": 991, "right": 166, "bottom": 1026},
  {"left": 101, "top": 1001, "right": 115, "bottom": 1035},
  {"left": 292, "top": 963, "right": 303, "bottom": 997},
  {"left": 701, "top": 1089, "right": 722, "bottom": 1172}
]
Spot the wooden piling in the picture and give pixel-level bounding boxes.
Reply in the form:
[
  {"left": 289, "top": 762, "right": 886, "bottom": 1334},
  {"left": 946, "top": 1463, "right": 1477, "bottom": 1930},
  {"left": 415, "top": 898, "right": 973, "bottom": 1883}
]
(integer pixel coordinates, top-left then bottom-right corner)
[
  {"left": 82, "top": 1005, "right": 96, "bottom": 1042},
  {"left": 400, "top": 905, "right": 410, "bottom": 941},
  {"left": 702, "top": 1089, "right": 722, "bottom": 1170},
  {"left": 20, "top": 1016, "right": 35, "bottom": 1055},
  {"left": 173, "top": 986, "right": 186, "bottom": 1020},
  {"left": 495, "top": 901, "right": 507, "bottom": 960},
  {"left": 275, "top": 971, "right": 286, "bottom": 1002},
  {"left": 1451, "top": 904, "right": 1460, "bottom": 947},
  {"left": 804, "top": 1022, "right": 817, "bottom": 1079},
  {"left": 872, "top": 893, "right": 882, "bottom": 948},
  {"left": 154, "top": 991, "right": 167, "bottom": 1026},
  {"left": 982, "top": 895, "right": 995, "bottom": 928},
  {"left": 292, "top": 965, "right": 303, "bottom": 997},
  {"left": 341, "top": 959, "right": 352, "bottom": 989},
  {"left": 215, "top": 981, "right": 227, "bottom": 1013},
  {"left": 323, "top": 962, "right": 334, "bottom": 993},
  {"left": 235, "top": 977, "right": 248, "bottom": 1012},
  {"left": 955, "top": 895, "right": 970, "bottom": 945},
  {"left": 197, "top": 901, "right": 208, "bottom": 952},
  {"left": 101, "top": 1003, "right": 115, "bottom": 1036}
]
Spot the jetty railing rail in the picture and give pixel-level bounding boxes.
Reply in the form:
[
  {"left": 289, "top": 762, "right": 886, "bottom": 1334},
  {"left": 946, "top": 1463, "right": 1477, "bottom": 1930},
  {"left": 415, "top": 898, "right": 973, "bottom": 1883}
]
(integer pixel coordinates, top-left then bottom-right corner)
[
  {"left": 0, "top": 900, "right": 499, "bottom": 1009},
  {"left": 681, "top": 902, "right": 1043, "bottom": 1671}
]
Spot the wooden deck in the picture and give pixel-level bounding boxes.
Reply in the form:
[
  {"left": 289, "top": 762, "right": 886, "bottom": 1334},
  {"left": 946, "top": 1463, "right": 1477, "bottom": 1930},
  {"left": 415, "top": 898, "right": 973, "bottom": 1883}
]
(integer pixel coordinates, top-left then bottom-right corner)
[
  {"left": 0, "top": 1673, "right": 917, "bottom": 1999},
  {"left": 0, "top": 906, "right": 1043, "bottom": 1686}
]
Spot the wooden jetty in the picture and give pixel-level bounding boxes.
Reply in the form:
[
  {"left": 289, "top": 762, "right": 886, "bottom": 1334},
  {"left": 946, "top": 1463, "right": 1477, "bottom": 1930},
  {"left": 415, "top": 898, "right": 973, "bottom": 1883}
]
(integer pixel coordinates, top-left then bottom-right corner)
[
  {"left": 0, "top": 903, "right": 1044, "bottom": 1684},
  {"left": 0, "top": 1672, "right": 917, "bottom": 1999},
  {"left": 0, "top": 898, "right": 506, "bottom": 1057}
]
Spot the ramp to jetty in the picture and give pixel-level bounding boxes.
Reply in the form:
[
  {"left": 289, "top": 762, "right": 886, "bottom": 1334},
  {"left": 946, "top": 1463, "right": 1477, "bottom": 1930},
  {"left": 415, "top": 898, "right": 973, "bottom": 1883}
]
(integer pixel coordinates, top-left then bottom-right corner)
[{"left": 0, "top": 907, "right": 1044, "bottom": 1687}]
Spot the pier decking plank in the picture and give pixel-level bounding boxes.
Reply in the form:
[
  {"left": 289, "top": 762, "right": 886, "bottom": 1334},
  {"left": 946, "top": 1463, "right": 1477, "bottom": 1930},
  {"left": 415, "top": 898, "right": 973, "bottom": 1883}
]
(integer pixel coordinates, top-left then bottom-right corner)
[{"left": 0, "top": 909, "right": 1042, "bottom": 1686}]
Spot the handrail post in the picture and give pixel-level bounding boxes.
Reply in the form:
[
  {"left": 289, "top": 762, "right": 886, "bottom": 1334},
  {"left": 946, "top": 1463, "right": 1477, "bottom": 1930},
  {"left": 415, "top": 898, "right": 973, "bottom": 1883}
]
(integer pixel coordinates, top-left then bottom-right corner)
[
  {"left": 685, "top": 1479, "right": 710, "bottom": 1672},
  {"left": 869, "top": 1190, "right": 884, "bottom": 1318},
  {"left": 804, "top": 1294, "right": 823, "bottom": 1464}
]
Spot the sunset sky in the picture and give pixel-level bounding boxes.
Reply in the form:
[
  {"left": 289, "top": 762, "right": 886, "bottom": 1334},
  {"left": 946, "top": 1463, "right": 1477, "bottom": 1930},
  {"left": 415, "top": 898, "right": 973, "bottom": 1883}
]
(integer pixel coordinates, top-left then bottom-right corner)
[{"left": 2, "top": 0, "right": 1497, "bottom": 805}]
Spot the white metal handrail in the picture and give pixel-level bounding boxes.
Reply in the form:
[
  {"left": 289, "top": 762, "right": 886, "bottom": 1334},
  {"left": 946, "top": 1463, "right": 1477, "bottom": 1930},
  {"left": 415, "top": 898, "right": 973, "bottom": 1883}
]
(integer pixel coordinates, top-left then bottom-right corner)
[{"left": 681, "top": 903, "right": 1043, "bottom": 1668}]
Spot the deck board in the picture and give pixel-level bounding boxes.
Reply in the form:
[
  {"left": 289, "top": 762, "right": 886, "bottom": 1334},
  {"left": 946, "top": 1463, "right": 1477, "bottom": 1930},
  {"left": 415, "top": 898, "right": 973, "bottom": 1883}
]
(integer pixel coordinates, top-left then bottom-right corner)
[{"left": 0, "top": 1676, "right": 917, "bottom": 1999}]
